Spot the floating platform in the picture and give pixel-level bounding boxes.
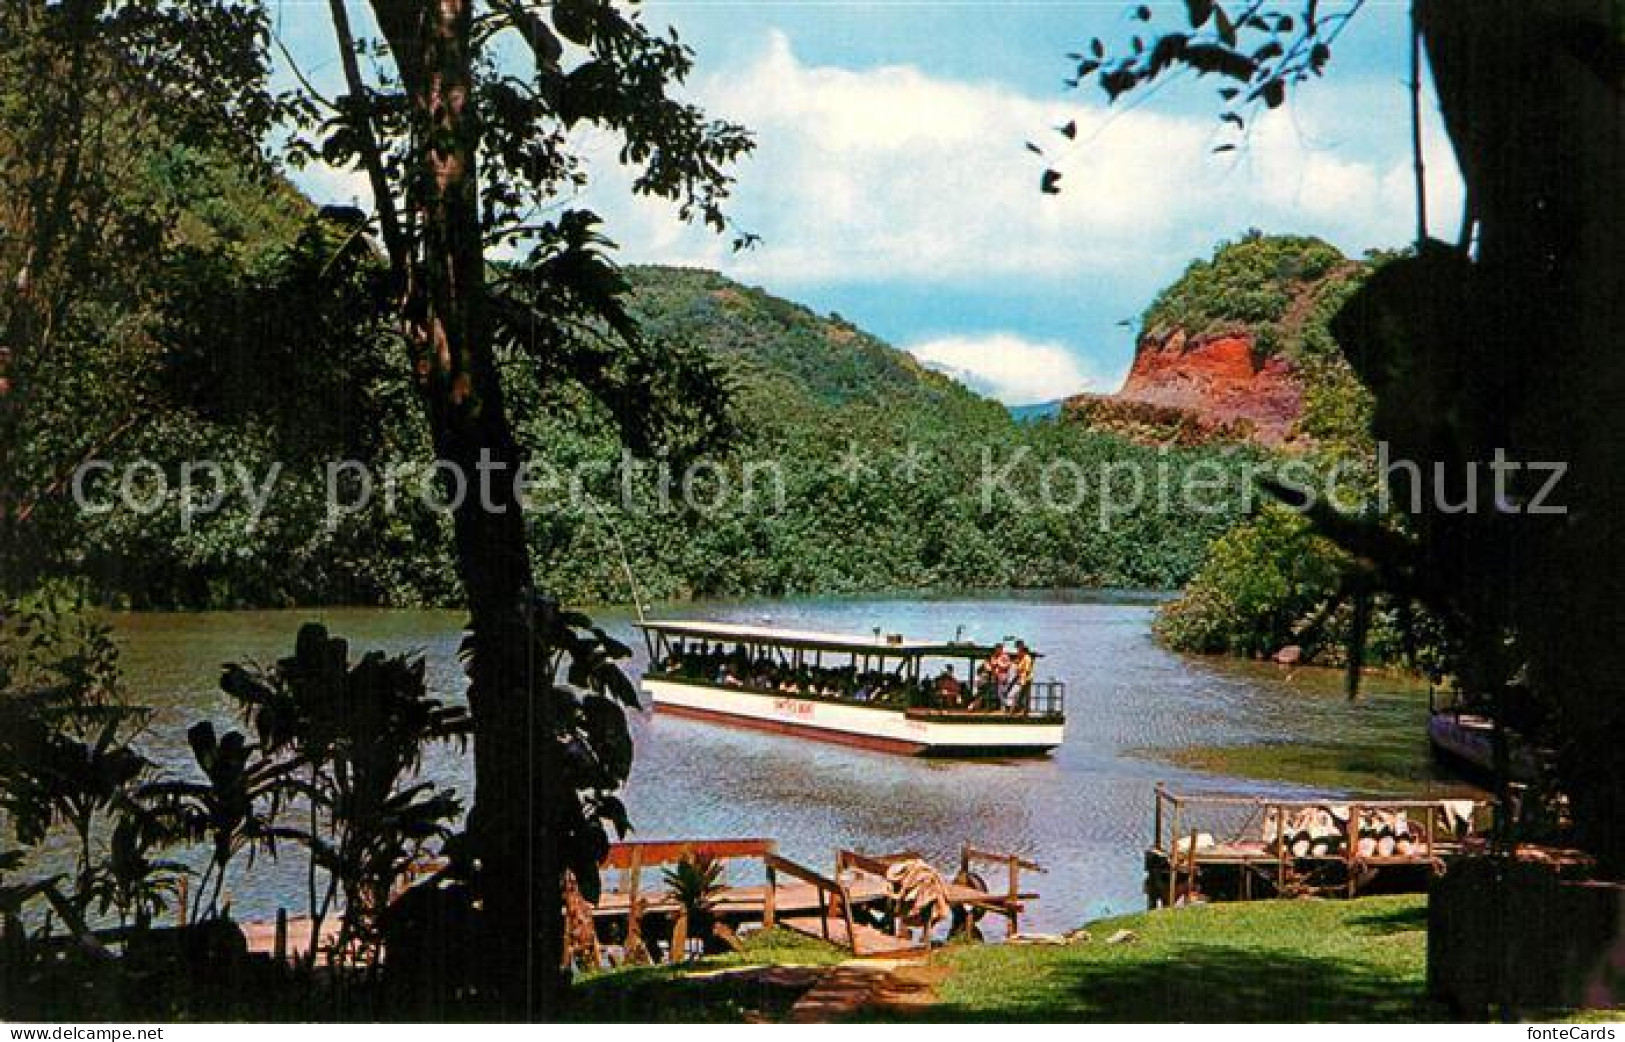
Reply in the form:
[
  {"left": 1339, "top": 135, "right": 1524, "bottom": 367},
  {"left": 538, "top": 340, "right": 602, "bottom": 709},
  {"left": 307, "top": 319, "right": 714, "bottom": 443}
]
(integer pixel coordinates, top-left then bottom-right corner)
[{"left": 1144, "top": 785, "right": 1493, "bottom": 907}]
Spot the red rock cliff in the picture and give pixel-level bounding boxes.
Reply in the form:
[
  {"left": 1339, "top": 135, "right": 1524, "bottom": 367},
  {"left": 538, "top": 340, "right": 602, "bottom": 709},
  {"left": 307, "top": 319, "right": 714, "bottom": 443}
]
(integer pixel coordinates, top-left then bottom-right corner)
[{"left": 1115, "top": 329, "right": 1304, "bottom": 446}]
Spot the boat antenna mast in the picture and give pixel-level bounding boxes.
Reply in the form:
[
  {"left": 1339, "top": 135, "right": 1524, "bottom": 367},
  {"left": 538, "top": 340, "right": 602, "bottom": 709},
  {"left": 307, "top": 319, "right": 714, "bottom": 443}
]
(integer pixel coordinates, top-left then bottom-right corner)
[{"left": 583, "top": 492, "right": 649, "bottom": 625}]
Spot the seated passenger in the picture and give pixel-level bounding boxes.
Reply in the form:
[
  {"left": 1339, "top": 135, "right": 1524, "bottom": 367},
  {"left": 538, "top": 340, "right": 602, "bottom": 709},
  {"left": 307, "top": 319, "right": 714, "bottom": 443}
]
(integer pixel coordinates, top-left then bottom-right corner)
[
  {"left": 934, "top": 665, "right": 963, "bottom": 706},
  {"left": 974, "top": 663, "right": 998, "bottom": 708}
]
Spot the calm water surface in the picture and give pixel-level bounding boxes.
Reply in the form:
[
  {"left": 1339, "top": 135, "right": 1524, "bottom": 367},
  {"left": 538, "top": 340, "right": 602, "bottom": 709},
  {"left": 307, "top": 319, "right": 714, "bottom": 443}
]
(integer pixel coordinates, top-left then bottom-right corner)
[{"left": 109, "top": 591, "right": 1462, "bottom": 933}]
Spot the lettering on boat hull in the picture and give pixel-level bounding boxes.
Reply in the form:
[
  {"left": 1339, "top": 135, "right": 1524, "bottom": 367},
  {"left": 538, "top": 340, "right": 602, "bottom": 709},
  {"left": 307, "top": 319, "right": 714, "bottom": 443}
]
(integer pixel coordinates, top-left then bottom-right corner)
[{"left": 644, "top": 679, "right": 1064, "bottom": 757}]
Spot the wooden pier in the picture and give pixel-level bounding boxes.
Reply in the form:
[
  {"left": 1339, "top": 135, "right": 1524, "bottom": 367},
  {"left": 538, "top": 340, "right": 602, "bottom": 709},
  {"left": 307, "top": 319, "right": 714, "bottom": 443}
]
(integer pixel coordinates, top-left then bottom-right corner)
[
  {"left": 1144, "top": 784, "right": 1492, "bottom": 907},
  {"left": 237, "top": 836, "right": 1039, "bottom": 967},
  {"left": 582, "top": 837, "right": 1041, "bottom": 963}
]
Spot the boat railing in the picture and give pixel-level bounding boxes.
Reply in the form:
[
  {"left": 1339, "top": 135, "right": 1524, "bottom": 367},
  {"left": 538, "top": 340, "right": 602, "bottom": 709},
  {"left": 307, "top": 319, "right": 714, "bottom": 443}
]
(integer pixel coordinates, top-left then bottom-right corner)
[
  {"left": 645, "top": 666, "right": 1066, "bottom": 719},
  {"left": 1024, "top": 679, "right": 1066, "bottom": 718}
]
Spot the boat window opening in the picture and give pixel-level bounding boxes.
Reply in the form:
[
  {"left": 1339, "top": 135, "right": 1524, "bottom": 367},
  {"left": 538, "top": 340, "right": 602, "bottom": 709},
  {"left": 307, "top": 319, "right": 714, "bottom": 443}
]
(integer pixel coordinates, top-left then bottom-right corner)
[{"left": 639, "top": 622, "right": 1064, "bottom": 720}]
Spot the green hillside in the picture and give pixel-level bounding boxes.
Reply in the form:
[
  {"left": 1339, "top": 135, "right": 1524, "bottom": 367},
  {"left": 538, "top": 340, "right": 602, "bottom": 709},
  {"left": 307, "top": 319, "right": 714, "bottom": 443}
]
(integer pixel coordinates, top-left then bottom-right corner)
[
  {"left": 1144, "top": 236, "right": 1397, "bottom": 664},
  {"left": 1143, "top": 232, "right": 1381, "bottom": 450},
  {"left": 626, "top": 267, "right": 990, "bottom": 415},
  {"left": 518, "top": 266, "right": 1261, "bottom": 604},
  {"left": 13, "top": 169, "right": 1266, "bottom": 608}
]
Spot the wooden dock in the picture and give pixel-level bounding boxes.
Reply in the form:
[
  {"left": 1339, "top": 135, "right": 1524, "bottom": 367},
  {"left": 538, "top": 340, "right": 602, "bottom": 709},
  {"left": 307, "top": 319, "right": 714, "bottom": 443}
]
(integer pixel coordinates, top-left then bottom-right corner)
[
  {"left": 1144, "top": 784, "right": 1492, "bottom": 907},
  {"left": 583, "top": 838, "right": 1041, "bottom": 963},
  {"left": 236, "top": 837, "right": 1043, "bottom": 967}
]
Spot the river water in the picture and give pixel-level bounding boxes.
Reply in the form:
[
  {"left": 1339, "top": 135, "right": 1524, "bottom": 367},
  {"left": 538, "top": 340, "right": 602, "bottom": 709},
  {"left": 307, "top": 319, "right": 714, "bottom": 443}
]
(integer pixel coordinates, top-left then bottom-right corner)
[{"left": 107, "top": 590, "right": 1469, "bottom": 933}]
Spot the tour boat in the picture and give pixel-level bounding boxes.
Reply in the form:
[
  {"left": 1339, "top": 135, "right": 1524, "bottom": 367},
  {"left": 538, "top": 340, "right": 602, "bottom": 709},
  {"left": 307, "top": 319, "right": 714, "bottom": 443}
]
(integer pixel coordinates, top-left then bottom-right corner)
[{"left": 634, "top": 619, "right": 1066, "bottom": 757}]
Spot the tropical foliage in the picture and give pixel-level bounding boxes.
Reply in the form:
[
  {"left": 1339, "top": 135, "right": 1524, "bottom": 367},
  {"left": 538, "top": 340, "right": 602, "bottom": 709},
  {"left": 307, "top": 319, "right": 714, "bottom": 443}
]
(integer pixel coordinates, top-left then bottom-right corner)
[
  {"left": 1145, "top": 236, "right": 1387, "bottom": 664},
  {"left": 1064, "top": 0, "right": 1625, "bottom": 873},
  {"left": 0, "top": 595, "right": 472, "bottom": 1015}
]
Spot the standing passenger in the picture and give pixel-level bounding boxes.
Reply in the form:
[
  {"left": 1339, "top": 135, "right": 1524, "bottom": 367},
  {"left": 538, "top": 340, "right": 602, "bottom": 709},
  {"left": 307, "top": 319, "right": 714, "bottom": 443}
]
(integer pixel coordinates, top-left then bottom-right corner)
[
  {"left": 988, "top": 643, "right": 1012, "bottom": 706},
  {"left": 1010, "top": 641, "right": 1035, "bottom": 714}
]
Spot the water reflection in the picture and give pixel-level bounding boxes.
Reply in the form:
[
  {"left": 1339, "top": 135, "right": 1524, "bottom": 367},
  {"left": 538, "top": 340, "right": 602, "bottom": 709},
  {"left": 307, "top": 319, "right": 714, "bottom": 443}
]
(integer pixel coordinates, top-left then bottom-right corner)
[{"left": 95, "top": 592, "right": 1463, "bottom": 932}]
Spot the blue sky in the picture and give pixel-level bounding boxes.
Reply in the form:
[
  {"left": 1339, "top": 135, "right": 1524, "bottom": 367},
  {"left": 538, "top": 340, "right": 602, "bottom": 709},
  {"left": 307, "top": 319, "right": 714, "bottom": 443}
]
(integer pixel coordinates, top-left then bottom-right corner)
[{"left": 277, "top": 1, "right": 1462, "bottom": 404}]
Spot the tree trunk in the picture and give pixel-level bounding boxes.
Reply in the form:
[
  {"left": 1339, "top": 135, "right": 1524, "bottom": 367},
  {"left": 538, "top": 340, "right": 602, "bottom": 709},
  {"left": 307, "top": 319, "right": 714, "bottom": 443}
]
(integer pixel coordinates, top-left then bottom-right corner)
[
  {"left": 368, "top": 0, "right": 567, "bottom": 1015},
  {"left": 1417, "top": 0, "right": 1625, "bottom": 870}
]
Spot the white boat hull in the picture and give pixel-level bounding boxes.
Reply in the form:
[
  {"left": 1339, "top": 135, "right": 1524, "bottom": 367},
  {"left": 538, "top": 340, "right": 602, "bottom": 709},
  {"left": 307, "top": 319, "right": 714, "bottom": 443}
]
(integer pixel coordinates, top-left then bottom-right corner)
[{"left": 644, "top": 678, "right": 1064, "bottom": 756}]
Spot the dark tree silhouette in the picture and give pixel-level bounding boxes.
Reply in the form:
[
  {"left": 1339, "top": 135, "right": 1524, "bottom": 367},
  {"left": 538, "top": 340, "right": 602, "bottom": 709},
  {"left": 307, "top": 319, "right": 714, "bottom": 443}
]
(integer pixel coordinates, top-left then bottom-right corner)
[
  {"left": 286, "top": 0, "right": 750, "bottom": 1015},
  {"left": 1058, "top": 1, "right": 1624, "bottom": 869}
]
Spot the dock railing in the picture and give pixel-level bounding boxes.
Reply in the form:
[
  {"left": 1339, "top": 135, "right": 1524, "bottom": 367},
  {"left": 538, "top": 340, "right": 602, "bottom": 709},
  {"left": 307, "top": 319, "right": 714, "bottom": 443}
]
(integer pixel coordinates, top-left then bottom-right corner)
[
  {"left": 763, "top": 853, "right": 860, "bottom": 952},
  {"left": 597, "top": 838, "right": 778, "bottom": 965}
]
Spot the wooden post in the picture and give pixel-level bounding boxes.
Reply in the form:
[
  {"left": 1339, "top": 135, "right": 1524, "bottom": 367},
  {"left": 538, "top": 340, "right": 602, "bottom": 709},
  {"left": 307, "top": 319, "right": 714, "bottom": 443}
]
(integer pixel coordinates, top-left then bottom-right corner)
[
  {"left": 1181, "top": 830, "right": 1200, "bottom": 904},
  {"left": 1274, "top": 803, "right": 1289, "bottom": 895},
  {"left": 1166, "top": 799, "right": 1183, "bottom": 907},
  {"left": 1153, "top": 784, "right": 1165, "bottom": 853},
  {"left": 177, "top": 876, "right": 189, "bottom": 928},
  {"left": 838, "top": 884, "right": 858, "bottom": 956},
  {"left": 763, "top": 862, "right": 777, "bottom": 931},
  {"left": 625, "top": 847, "right": 646, "bottom": 965},
  {"left": 273, "top": 907, "right": 288, "bottom": 964},
  {"left": 1347, "top": 803, "right": 1362, "bottom": 898}
]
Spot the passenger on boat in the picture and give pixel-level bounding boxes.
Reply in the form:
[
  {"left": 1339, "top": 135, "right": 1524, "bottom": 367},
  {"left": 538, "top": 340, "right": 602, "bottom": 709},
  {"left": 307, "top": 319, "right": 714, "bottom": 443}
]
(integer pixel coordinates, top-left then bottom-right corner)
[
  {"left": 934, "top": 665, "right": 964, "bottom": 707},
  {"left": 1009, "top": 641, "right": 1035, "bottom": 713},
  {"left": 974, "top": 662, "right": 998, "bottom": 709},
  {"left": 989, "top": 643, "right": 1012, "bottom": 690}
]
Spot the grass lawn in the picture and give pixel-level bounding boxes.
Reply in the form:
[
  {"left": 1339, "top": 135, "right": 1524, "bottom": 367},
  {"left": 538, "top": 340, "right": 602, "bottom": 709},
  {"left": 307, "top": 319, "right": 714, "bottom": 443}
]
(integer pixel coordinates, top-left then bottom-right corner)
[
  {"left": 909, "top": 895, "right": 1436, "bottom": 1022},
  {"left": 562, "top": 928, "right": 850, "bottom": 1022},
  {"left": 567, "top": 897, "right": 1439, "bottom": 1022}
]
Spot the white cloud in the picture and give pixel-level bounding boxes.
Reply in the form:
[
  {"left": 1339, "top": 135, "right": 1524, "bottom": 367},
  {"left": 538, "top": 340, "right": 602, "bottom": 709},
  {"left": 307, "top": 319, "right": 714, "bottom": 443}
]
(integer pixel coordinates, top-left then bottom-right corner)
[
  {"left": 288, "top": 29, "right": 1464, "bottom": 288},
  {"left": 582, "top": 30, "right": 1464, "bottom": 289},
  {"left": 284, "top": 28, "right": 1466, "bottom": 400},
  {"left": 906, "top": 333, "right": 1098, "bottom": 405}
]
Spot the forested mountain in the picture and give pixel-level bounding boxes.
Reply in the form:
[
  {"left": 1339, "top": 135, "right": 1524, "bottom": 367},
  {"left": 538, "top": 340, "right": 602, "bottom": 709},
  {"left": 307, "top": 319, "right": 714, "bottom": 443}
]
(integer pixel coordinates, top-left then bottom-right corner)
[
  {"left": 1133, "top": 236, "right": 1394, "bottom": 664},
  {"left": 0, "top": 118, "right": 1393, "bottom": 669},
  {"left": 518, "top": 265, "right": 1262, "bottom": 606},
  {"left": 13, "top": 190, "right": 1265, "bottom": 608},
  {"left": 0, "top": 86, "right": 1277, "bottom": 612}
]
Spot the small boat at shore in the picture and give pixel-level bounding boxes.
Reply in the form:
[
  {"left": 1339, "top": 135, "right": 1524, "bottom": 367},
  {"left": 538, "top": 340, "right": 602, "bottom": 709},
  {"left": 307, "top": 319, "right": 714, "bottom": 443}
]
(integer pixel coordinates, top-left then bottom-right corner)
[
  {"left": 634, "top": 619, "right": 1066, "bottom": 756},
  {"left": 1427, "top": 688, "right": 1540, "bottom": 782}
]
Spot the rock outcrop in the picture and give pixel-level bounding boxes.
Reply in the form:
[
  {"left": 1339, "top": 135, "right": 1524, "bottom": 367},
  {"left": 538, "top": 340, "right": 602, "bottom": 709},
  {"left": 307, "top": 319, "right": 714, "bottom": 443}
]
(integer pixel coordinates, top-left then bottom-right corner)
[
  {"left": 1062, "top": 234, "right": 1368, "bottom": 449},
  {"left": 1064, "top": 330, "right": 1305, "bottom": 448}
]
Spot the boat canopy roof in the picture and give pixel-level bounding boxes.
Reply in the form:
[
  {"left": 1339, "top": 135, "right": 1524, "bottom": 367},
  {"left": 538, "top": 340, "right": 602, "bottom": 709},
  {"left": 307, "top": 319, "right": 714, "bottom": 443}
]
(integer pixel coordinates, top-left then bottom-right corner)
[{"left": 634, "top": 619, "right": 1002, "bottom": 658}]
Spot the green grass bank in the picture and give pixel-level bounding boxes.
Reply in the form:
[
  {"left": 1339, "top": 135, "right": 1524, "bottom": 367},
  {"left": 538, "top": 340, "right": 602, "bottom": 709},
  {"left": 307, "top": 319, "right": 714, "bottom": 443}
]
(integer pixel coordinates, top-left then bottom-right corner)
[{"left": 567, "top": 895, "right": 1437, "bottom": 1022}]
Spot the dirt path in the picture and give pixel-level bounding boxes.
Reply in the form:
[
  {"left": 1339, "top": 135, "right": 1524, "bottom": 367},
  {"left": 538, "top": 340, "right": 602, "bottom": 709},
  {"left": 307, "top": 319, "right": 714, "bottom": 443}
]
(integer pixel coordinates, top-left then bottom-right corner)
[{"left": 786, "top": 958, "right": 945, "bottom": 1023}]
